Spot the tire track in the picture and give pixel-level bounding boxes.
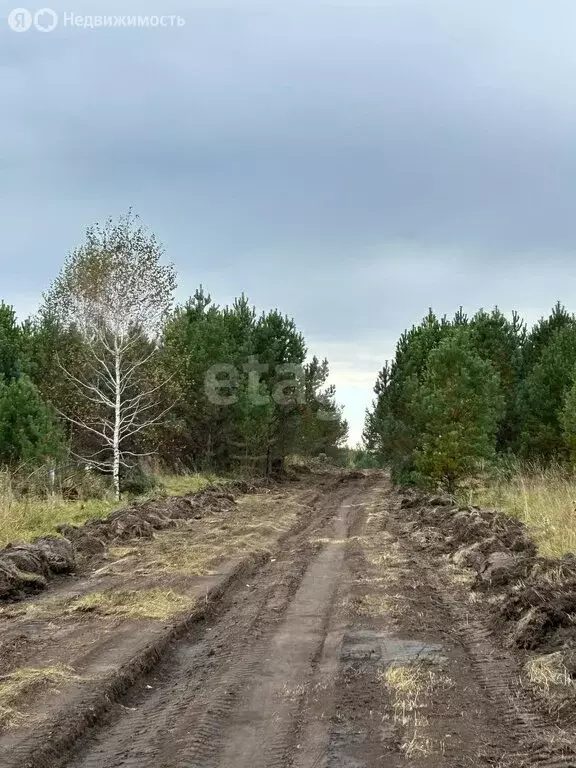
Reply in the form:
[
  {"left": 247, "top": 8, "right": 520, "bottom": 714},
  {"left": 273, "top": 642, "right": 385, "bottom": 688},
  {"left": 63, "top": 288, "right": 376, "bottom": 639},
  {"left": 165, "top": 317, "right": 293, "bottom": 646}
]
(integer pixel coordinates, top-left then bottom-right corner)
[
  {"left": 386, "top": 492, "right": 576, "bottom": 768},
  {"left": 63, "top": 479, "right": 370, "bottom": 768},
  {"left": 212, "top": 498, "right": 354, "bottom": 768}
]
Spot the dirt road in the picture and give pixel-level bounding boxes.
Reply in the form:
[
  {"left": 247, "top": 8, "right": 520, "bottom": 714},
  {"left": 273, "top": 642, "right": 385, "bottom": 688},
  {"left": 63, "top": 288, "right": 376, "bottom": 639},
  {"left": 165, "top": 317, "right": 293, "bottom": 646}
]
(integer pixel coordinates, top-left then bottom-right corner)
[{"left": 3, "top": 473, "right": 576, "bottom": 768}]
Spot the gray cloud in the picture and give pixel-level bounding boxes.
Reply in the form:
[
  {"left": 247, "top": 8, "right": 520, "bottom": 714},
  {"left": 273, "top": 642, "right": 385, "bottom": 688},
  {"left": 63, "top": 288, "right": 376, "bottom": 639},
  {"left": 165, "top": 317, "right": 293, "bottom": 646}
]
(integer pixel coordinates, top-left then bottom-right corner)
[{"left": 2, "top": 0, "right": 576, "bottom": 441}]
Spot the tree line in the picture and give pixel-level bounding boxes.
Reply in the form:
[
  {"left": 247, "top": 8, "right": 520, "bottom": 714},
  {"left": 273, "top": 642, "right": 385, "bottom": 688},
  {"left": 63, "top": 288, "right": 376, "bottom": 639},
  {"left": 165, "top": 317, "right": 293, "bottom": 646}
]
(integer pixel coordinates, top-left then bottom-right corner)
[
  {"left": 363, "top": 303, "right": 576, "bottom": 490},
  {"left": 0, "top": 213, "right": 348, "bottom": 496}
]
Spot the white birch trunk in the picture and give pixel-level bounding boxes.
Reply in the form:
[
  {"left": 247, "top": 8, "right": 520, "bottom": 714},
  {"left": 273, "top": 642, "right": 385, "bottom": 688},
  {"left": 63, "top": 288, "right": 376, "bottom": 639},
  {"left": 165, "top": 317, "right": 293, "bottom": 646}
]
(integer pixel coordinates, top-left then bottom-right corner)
[{"left": 113, "top": 343, "right": 121, "bottom": 501}]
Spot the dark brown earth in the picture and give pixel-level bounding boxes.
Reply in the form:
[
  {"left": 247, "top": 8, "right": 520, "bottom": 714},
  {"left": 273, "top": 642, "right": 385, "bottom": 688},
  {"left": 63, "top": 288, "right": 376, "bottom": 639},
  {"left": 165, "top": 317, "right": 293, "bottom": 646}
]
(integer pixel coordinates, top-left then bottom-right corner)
[
  {"left": 0, "top": 484, "right": 256, "bottom": 602},
  {"left": 3, "top": 474, "right": 576, "bottom": 767}
]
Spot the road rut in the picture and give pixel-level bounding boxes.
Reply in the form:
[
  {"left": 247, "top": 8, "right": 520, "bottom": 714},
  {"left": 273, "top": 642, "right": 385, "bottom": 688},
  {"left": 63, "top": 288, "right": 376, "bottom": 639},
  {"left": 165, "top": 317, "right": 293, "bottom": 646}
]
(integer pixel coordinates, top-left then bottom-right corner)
[
  {"left": 9, "top": 474, "right": 576, "bottom": 768},
  {"left": 62, "top": 481, "right": 366, "bottom": 768}
]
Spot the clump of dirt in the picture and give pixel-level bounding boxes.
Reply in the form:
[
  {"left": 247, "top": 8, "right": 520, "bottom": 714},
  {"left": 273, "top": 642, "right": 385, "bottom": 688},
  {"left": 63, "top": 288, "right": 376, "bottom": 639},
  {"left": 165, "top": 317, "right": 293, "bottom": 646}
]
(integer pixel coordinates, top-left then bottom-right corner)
[
  {"left": 398, "top": 490, "right": 576, "bottom": 657},
  {"left": 407, "top": 497, "right": 537, "bottom": 559},
  {"left": 59, "top": 485, "right": 239, "bottom": 556},
  {"left": 0, "top": 484, "right": 245, "bottom": 604},
  {"left": 0, "top": 561, "right": 46, "bottom": 601},
  {"left": 0, "top": 539, "right": 76, "bottom": 601},
  {"left": 339, "top": 470, "right": 366, "bottom": 483}
]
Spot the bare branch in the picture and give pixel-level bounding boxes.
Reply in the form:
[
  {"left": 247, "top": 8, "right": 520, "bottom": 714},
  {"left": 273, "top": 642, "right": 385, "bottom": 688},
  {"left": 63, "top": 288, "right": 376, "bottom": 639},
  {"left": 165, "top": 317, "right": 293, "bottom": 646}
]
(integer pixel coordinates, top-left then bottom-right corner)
[
  {"left": 56, "top": 410, "right": 112, "bottom": 444},
  {"left": 119, "top": 401, "right": 176, "bottom": 442},
  {"left": 56, "top": 357, "right": 115, "bottom": 409}
]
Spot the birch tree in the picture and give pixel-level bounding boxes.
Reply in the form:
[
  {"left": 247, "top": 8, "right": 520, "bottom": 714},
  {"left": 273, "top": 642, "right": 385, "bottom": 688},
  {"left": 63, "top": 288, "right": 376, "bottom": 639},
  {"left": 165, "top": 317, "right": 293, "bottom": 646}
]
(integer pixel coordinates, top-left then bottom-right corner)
[{"left": 43, "top": 212, "right": 176, "bottom": 499}]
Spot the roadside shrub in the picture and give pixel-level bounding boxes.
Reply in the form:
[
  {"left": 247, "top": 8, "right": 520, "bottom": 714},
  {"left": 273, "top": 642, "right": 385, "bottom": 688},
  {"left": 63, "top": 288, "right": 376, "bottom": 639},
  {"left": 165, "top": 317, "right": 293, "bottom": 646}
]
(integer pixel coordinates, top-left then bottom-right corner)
[{"left": 119, "top": 464, "right": 160, "bottom": 496}]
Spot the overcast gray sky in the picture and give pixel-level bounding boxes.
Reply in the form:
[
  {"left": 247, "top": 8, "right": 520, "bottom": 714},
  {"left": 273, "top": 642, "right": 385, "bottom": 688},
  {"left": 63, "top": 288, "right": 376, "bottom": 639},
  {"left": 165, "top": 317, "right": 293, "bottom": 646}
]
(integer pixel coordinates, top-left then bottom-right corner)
[{"left": 2, "top": 0, "right": 576, "bottom": 443}]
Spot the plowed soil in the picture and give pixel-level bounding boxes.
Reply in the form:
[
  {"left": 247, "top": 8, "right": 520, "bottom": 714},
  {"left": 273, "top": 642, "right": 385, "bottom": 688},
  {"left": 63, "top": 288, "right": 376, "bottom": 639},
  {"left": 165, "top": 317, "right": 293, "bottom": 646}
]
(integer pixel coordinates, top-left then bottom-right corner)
[{"left": 2, "top": 473, "right": 576, "bottom": 767}]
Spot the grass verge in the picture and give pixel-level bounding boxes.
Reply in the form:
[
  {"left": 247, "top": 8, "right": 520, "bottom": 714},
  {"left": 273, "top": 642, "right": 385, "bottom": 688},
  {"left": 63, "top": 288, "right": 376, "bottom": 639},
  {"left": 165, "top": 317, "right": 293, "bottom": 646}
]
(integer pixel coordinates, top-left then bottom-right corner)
[
  {"left": 460, "top": 464, "right": 576, "bottom": 558},
  {"left": 0, "top": 473, "right": 214, "bottom": 548},
  {"left": 115, "top": 493, "right": 303, "bottom": 578}
]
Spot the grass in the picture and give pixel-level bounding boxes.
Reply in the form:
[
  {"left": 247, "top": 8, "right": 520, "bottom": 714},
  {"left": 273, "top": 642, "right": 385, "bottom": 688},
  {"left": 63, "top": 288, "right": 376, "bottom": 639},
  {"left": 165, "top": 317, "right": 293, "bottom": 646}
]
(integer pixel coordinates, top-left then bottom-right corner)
[
  {"left": 67, "top": 588, "right": 194, "bottom": 620},
  {"left": 132, "top": 531, "right": 265, "bottom": 577},
  {"left": 379, "top": 660, "right": 453, "bottom": 757},
  {"left": 460, "top": 463, "right": 576, "bottom": 558},
  {"left": 160, "top": 473, "right": 221, "bottom": 497},
  {"left": 382, "top": 661, "right": 452, "bottom": 698},
  {"left": 523, "top": 651, "right": 576, "bottom": 720},
  {"left": 118, "top": 493, "right": 303, "bottom": 578},
  {"left": 0, "top": 665, "right": 80, "bottom": 727},
  {"left": 525, "top": 652, "right": 573, "bottom": 691},
  {"left": 0, "top": 472, "right": 214, "bottom": 548},
  {"left": 355, "top": 593, "right": 394, "bottom": 617}
]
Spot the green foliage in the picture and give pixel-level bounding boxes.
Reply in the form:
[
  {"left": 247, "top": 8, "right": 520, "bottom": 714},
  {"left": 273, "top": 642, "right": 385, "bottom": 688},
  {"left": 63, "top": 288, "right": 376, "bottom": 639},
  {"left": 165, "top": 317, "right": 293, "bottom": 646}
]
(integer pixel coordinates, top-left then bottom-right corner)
[
  {"left": 521, "top": 302, "right": 573, "bottom": 376},
  {"left": 467, "top": 308, "right": 524, "bottom": 448},
  {"left": 363, "top": 309, "right": 454, "bottom": 475},
  {"left": 344, "top": 445, "right": 381, "bottom": 469},
  {"left": 0, "top": 303, "right": 65, "bottom": 468},
  {"left": 0, "top": 219, "right": 347, "bottom": 490},
  {"left": 297, "top": 357, "right": 348, "bottom": 457},
  {"left": 517, "top": 324, "right": 576, "bottom": 460},
  {"left": 364, "top": 303, "right": 575, "bottom": 490},
  {"left": 119, "top": 464, "right": 159, "bottom": 496},
  {"left": 160, "top": 289, "right": 347, "bottom": 473},
  {"left": 412, "top": 331, "right": 504, "bottom": 492},
  {"left": 0, "top": 376, "right": 64, "bottom": 465},
  {"left": 560, "top": 373, "right": 576, "bottom": 461},
  {"left": 0, "top": 303, "right": 22, "bottom": 382}
]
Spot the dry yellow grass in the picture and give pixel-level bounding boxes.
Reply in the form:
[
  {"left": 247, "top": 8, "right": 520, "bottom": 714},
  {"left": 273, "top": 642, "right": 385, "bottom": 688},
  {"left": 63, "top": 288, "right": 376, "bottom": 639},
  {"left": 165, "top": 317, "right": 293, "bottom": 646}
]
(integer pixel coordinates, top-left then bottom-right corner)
[
  {"left": 355, "top": 593, "right": 395, "bottom": 617},
  {"left": 381, "top": 660, "right": 453, "bottom": 699},
  {"left": 461, "top": 465, "right": 576, "bottom": 558},
  {"left": 0, "top": 665, "right": 80, "bottom": 727},
  {"left": 0, "top": 473, "right": 213, "bottom": 548},
  {"left": 128, "top": 493, "right": 302, "bottom": 578},
  {"left": 522, "top": 651, "right": 576, "bottom": 720},
  {"left": 68, "top": 588, "right": 194, "bottom": 620},
  {"left": 380, "top": 660, "right": 453, "bottom": 757},
  {"left": 525, "top": 652, "right": 573, "bottom": 692}
]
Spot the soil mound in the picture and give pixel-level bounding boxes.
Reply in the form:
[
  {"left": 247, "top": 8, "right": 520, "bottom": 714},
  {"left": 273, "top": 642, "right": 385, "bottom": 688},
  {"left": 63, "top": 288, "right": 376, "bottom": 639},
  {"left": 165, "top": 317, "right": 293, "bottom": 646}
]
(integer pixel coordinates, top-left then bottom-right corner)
[
  {"left": 339, "top": 470, "right": 366, "bottom": 483},
  {"left": 0, "top": 484, "right": 244, "bottom": 604},
  {"left": 399, "top": 490, "right": 576, "bottom": 654}
]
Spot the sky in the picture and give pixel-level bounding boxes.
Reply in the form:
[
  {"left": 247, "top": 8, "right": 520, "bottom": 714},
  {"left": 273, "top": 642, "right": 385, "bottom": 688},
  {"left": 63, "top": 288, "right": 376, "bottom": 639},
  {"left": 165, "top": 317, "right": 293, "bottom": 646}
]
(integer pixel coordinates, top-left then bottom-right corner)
[{"left": 2, "top": 1, "right": 576, "bottom": 443}]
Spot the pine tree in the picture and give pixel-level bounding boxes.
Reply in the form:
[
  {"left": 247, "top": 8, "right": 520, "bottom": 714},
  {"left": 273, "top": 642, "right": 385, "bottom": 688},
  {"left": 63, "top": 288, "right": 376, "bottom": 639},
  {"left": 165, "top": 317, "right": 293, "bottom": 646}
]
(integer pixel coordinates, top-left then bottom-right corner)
[
  {"left": 468, "top": 308, "right": 525, "bottom": 450},
  {"left": 560, "top": 370, "right": 576, "bottom": 461},
  {"left": 521, "top": 302, "right": 574, "bottom": 376},
  {"left": 363, "top": 362, "right": 395, "bottom": 462},
  {"left": 412, "top": 330, "right": 504, "bottom": 491},
  {"left": 363, "top": 309, "right": 453, "bottom": 476},
  {"left": 161, "top": 290, "right": 347, "bottom": 472},
  {"left": 0, "top": 376, "right": 63, "bottom": 465},
  {"left": 517, "top": 323, "right": 576, "bottom": 460},
  {"left": 0, "top": 302, "right": 22, "bottom": 382}
]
